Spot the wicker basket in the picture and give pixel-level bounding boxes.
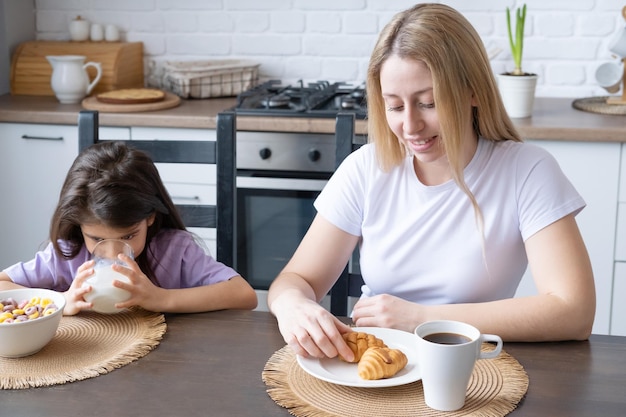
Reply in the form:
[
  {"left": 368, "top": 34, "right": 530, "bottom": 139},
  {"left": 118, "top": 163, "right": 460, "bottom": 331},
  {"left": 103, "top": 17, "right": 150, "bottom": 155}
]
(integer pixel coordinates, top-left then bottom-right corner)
[{"left": 163, "top": 59, "right": 260, "bottom": 99}]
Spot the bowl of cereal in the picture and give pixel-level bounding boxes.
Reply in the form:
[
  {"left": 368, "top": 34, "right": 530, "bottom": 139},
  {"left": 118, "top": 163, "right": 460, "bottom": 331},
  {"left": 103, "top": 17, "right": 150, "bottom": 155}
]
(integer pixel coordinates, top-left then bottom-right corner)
[{"left": 0, "top": 288, "right": 65, "bottom": 358}]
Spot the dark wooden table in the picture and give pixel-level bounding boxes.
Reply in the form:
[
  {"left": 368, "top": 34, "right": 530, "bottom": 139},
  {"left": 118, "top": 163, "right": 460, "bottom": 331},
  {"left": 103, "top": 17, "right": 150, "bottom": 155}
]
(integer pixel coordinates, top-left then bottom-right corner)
[{"left": 1, "top": 310, "right": 625, "bottom": 417}]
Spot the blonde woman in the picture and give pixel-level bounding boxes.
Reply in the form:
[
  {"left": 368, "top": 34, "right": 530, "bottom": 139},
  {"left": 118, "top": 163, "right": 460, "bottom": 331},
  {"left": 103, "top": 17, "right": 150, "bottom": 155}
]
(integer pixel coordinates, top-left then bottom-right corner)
[{"left": 268, "top": 3, "right": 595, "bottom": 361}]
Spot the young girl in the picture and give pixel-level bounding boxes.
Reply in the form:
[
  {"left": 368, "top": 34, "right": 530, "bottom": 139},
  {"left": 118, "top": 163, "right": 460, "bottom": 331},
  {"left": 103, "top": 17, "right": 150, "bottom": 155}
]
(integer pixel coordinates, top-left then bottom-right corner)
[
  {"left": 0, "top": 141, "right": 257, "bottom": 314},
  {"left": 268, "top": 3, "right": 595, "bottom": 361}
]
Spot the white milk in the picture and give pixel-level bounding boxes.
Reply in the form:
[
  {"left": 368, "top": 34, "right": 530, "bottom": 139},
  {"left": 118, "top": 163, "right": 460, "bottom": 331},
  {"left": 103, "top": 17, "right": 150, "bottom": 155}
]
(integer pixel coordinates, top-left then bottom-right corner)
[{"left": 84, "top": 267, "right": 131, "bottom": 314}]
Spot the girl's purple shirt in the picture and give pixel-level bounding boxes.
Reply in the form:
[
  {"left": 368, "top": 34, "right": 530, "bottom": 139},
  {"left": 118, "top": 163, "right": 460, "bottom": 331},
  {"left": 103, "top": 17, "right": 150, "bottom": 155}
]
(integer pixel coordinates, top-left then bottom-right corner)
[{"left": 3, "top": 229, "right": 238, "bottom": 290}]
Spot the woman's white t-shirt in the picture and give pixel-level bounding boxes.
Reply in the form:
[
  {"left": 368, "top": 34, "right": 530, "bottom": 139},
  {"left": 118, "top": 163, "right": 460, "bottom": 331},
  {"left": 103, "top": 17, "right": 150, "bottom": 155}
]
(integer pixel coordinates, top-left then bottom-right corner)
[{"left": 314, "top": 138, "right": 585, "bottom": 305}]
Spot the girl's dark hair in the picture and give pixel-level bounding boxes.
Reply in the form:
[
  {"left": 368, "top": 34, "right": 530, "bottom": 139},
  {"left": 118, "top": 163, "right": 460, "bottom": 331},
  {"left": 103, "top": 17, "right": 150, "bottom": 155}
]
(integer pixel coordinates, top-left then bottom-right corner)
[{"left": 50, "top": 141, "right": 186, "bottom": 282}]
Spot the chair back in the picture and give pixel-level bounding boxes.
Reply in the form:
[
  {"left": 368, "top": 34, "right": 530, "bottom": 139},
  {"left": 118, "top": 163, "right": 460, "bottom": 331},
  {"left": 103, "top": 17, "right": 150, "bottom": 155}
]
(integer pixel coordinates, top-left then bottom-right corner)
[
  {"left": 330, "top": 112, "right": 365, "bottom": 316},
  {"left": 77, "top": 110, "right": 236, "bottom": 267}
]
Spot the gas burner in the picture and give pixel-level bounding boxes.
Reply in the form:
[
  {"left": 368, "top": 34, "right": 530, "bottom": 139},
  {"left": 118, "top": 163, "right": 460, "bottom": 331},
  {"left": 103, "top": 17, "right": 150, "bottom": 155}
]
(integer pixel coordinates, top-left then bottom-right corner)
[
  {"left": 233, "top": 80, "right": 367, "bottom": 119},
  {"left": 262, "top": 94, "right": 291, "bottom": 108},
  {"left": 340, "top": 96, "right": 357, "bottom": 109},
  {"left": 350, "top": 89, "right": 365, "bottom": 100}
]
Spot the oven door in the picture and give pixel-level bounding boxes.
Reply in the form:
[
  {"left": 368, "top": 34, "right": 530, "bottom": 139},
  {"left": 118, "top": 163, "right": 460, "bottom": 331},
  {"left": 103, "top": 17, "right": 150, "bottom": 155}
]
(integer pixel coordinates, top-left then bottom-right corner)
[{"left": 236, "top": 175, "right": 328, "bottom": 291}]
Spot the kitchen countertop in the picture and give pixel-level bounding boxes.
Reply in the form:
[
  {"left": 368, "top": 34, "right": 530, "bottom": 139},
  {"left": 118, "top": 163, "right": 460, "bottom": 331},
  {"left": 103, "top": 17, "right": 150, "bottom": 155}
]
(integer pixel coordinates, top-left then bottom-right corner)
[{"left": 1, "top": 94, "right": 625, "bottom": 141}]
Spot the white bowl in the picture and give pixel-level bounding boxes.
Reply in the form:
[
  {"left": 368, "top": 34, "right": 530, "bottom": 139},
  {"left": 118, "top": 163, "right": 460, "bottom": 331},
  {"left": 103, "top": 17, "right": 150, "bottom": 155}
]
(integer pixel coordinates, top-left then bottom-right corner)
[{"left": 0, "top": 288, "right": 66, "bottom": 358}]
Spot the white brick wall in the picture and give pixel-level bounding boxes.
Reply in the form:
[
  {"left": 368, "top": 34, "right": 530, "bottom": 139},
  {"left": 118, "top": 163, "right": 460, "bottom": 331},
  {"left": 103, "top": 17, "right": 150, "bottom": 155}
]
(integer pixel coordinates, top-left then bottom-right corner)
[{"left": 33, "top": 0, "right": 626, "bottom": 98}]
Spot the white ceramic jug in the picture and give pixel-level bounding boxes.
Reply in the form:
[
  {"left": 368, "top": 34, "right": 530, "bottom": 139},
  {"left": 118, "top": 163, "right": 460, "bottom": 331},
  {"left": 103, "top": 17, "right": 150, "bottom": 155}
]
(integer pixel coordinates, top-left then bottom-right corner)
[{"left": 46, "top": 55, "right": 102, "bottom": 104}]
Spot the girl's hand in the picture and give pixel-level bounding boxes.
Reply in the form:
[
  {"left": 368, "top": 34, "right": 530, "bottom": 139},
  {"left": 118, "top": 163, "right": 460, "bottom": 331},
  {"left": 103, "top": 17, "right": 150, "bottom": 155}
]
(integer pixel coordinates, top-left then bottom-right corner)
[
  {"left": 351, "top": 294, "right": 422, "bottom": 333},
  {"left": 272, "top": 295, "right": 355, "bottom": 361},
  {"left": 110, "top": 254, "right": 164, "bottom": 311},
  {"left": 63, "top": 259, "right": 96, "bottom": 315}
]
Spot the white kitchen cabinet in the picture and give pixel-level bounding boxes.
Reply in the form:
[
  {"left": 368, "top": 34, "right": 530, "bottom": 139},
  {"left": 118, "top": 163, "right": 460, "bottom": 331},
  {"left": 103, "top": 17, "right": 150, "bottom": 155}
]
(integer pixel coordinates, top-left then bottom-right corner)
[
  {"left": 617, "top": 145, "right": 626, "bottom": 262},
  {"left": 130, "top": 127, "right": 217, "bottom": 255},
  {"left": 515, "top": 140, "right": 621, "bottom": 336},
  {"left": 0, "top": 122, "right": 130, "bottom": 269},
  {"left": 611, "top": 262, "right": 626, "bottom": 336},
  {"left": 619, "top": 143, "right": 626, "bottom": 203},
  {"left": 616, "top": 203, "right": 626, "bottom": 262},
  {"left": 612, "top": 144, "right": 626, "bottom": 336}
]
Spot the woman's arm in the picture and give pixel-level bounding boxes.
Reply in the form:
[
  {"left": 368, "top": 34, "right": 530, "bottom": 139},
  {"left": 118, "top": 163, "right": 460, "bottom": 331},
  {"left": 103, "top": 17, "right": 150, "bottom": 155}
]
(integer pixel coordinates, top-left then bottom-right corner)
[
  {"left": 351, "top": 214, "right": 596, "bottom": 341},
  {"left": 270, "top": 215, "right": 360, "bottom": 303},
  {"left": 268, "top": 214, "right": 360, "bottom": 359}
]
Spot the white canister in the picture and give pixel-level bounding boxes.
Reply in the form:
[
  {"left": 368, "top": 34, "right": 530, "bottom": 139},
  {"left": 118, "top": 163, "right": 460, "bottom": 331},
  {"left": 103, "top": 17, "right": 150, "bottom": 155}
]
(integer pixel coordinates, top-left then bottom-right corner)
[
  {"left": 69, "top": 16, "right": 90, "bottom": 42},
  {"left": 105, "top": 24, "right": 120, "bottom": 42},
  {"left": 90, "top": 23, "right": 104, "bottom": 42}
]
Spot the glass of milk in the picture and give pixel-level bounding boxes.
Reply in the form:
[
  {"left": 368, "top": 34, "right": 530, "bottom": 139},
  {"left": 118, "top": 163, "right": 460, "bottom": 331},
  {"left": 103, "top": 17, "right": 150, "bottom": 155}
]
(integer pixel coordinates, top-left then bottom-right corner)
[{"left": 83, "top": 239, "right": 134, "bottom": 313}]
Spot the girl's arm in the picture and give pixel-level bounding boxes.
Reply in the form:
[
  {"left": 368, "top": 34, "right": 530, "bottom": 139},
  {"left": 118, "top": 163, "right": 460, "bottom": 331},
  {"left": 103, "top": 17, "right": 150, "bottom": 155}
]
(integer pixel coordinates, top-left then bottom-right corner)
[
  {"left": 121, "top": 274, "right": 258, "bottom": 313},
  {"left": 1, "top": 264, "right": 96, "bottom": 316},
  {"left": 352, "top": 213, "right": 596, "bottom": 341},
  {"left": 162, "top": 275, "right": 258, "bottom": 312},
  {"left": 0, "top": 271, "right": 25, "bottom": 290}
]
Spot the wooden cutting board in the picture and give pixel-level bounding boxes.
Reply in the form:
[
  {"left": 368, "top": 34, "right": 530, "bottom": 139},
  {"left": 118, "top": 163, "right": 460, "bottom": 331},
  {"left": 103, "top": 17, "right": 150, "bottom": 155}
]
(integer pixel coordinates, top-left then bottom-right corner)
[{"left": 81, "top": 91, "right": 181, "bottom": 113}]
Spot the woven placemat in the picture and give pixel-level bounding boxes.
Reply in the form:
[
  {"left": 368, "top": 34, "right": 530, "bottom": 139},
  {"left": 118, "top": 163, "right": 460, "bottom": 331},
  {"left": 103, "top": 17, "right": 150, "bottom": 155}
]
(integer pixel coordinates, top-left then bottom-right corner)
[
  {"left": 572, "top": 96, "right": 626, "bottom": 115},
  {"left": 0, "top": 308, "right": 166, "bottom": 389},
  {"left": 262, "top": 345, "right": 528, "bottom": 417}
]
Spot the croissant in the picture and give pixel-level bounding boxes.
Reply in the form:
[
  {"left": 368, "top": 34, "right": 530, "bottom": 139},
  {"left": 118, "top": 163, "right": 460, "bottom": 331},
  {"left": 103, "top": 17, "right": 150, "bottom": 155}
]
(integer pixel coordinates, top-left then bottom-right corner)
[
  {"left": 339, "top": 332, "right": 387, "bottom": 363},
  {"left": 357, "top": 347, "right": 408, "bottom": 380}
]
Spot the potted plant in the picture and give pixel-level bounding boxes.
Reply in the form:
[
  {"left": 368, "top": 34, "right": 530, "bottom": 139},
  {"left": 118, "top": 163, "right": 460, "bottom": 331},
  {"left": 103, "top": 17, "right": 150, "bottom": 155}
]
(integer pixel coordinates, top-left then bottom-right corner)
[{"left": 497, "top": 4, "right": 538, "bottom": 118}]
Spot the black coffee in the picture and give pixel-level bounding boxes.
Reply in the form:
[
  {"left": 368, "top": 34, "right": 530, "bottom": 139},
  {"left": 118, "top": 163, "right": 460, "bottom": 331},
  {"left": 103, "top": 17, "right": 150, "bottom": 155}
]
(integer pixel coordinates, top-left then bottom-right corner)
[{"left": 423, "top": 332, "right": 471, "bottom": 345}]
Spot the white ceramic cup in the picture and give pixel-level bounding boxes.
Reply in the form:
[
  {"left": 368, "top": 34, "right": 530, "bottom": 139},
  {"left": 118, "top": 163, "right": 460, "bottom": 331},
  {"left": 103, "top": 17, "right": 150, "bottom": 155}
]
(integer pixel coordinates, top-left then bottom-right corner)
[
  {"left": 609, "top": 26, "right": 626, "bottom": 58},
  {"left": 414, "top": 320, "right": 503, "bottom": 412},
  {"left": 595, "top": 62, "right": 623, "bottom": 94},
  {"left": 83, "top": 239, "right": 134, "bottom": 314}
]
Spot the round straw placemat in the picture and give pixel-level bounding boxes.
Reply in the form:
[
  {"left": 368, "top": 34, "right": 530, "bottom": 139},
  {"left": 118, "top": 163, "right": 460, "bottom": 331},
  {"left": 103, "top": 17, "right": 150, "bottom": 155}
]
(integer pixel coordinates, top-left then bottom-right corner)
[
  {"left": 263, "top": 345, "right": 528, "bottom": 417},
  {"left": 0, "top": 308, "right": 166, "bottom": 389},
  {"left": 572, "top": 96, "right": 626, "bottom": 115}
]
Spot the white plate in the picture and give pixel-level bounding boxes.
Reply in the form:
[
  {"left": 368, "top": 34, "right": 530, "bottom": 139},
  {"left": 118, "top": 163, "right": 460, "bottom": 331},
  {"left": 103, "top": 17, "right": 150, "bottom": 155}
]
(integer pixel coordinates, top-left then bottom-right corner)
[{"left": 296, "top": 327, "right": 421, "bottom": 388}]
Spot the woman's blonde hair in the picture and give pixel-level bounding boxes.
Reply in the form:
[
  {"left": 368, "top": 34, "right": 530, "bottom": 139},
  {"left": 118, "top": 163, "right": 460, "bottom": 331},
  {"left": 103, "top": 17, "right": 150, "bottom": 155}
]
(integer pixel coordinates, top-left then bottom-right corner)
[{"left": 366, "top": 3, "right": 522, "bottom": 235}]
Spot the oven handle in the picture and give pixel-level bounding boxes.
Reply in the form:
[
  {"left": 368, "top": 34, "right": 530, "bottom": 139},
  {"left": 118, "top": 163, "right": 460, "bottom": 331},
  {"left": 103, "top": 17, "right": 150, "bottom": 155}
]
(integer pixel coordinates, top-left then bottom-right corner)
[{"left": 236, "top": 176, "right": 327, "bottom": 191}]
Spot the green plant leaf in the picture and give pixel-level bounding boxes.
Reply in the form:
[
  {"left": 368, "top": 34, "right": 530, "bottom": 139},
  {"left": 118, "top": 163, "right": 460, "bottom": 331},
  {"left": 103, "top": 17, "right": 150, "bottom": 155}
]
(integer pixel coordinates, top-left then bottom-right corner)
[{"left": 506, "top": 4, "right": 527, "bottom": 75}]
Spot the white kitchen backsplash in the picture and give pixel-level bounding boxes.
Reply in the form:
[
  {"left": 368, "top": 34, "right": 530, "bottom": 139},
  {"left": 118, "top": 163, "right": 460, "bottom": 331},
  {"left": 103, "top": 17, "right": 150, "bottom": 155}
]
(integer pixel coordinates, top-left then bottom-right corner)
[{"left": 22, "top": 0, "right": 626, "bottom": 98}]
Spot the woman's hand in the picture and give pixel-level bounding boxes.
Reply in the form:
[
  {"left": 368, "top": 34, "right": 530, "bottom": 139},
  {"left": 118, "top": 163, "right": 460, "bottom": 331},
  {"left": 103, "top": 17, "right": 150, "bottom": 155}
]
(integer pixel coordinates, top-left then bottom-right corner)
[
  {"left": 272, "top": 294, "right": 355, "bottom": 361},
  {"left": 268, "top": 214, "right": 361, "bottom": 359},
  {"left": 63, "top": 259, "right": 96, "bottom": 315},
  {"left": 351, "top": 294, "right": 422, "bottom": 333}
]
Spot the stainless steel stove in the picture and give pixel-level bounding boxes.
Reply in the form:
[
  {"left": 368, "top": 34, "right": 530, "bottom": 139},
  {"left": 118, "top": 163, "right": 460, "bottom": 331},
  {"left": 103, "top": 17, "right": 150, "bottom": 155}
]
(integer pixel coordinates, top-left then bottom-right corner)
[
  {"left": 230, "top": 80, "right": 364, "bottom": 305},
  {"left": 233, "top": 79, "right": 367, "bottom": 119}
]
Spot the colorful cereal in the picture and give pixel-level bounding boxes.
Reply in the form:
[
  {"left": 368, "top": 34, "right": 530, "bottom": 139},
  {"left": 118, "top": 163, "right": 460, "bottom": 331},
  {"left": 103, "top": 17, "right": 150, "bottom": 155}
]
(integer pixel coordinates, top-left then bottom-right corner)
[{"left": 0, "top": 296, "right": 59, "bottom": 324}]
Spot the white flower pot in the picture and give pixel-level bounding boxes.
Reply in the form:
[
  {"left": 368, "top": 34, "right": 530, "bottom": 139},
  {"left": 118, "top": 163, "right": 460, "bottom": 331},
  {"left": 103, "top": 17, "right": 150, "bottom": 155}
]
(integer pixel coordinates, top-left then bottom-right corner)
[{"left": 496, "top": 73, "right": 538, "bottom": 118}]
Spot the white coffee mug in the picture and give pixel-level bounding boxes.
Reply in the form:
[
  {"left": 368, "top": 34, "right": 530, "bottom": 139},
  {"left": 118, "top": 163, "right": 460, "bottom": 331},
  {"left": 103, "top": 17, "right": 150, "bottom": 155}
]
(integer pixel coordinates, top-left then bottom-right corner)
[
  {"left": 609, "top": 26, "right": 626, "bottom": 58},
  {"left": 595, "top": 61, "right": 623, "bottom": 94},
  {"left": 415, "top": 320, "right": 503, "bottom": 412}
]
